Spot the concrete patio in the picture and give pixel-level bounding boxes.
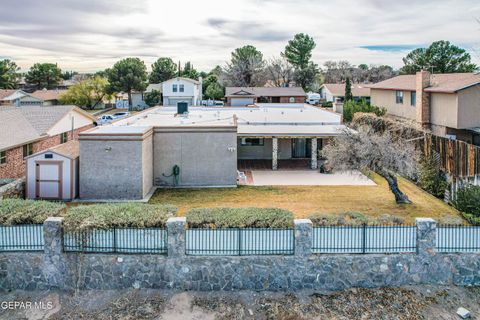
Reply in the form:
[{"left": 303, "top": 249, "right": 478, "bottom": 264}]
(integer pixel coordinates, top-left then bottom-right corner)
[{"left": 247, "top": 170, "right": 376, "bottom": 186}]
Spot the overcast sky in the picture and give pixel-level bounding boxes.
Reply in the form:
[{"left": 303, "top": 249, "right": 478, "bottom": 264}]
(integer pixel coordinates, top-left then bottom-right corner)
[{"left": 1, "top": 0, "right": 479, "bottom": 73}]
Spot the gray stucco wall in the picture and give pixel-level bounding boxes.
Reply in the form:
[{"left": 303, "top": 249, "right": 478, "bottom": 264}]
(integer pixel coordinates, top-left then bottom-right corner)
[
  {"left": 142, "top": 135, "right": 154, "bottom": 196},
  {"left": 153, "top": 128, "right": 237, "bottom": 187},
  {"left": 79, "top": 135, "right": 152, "bottom": 200},
  {"left": 238, "top": 138, "right": 292, "bottom": 160}
]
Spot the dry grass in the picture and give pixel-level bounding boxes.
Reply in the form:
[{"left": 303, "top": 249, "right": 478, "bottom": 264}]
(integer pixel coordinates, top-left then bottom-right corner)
[{"left": 149, "top": 174, "right": 460, "bottom": 223}]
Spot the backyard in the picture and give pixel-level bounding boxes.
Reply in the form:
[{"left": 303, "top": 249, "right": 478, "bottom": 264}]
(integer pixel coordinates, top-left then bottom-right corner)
[{"left": 149, "top": 174, "right": 460, "bottom": 223}]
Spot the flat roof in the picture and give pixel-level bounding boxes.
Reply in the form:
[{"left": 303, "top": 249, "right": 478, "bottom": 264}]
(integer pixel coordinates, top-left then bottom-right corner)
[{"left": 89, "top": 104, "right": 344, "bottom": 136}]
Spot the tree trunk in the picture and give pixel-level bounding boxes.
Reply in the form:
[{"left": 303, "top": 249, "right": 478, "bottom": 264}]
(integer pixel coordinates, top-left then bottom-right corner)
[
  {"left": 127, "top": 91, "right": 132, "bottom": 111},
  {"left": 378, "top": 170, "right": 412, "bottom": 204}
]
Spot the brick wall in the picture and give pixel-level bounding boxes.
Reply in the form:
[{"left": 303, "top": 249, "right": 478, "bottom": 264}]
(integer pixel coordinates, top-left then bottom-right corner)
[
  {"left": 0, "top": 124, "right": 92, "bottom": 179},
  {"left": 279, "top": 96, "right": 305, "bottom": 103}
]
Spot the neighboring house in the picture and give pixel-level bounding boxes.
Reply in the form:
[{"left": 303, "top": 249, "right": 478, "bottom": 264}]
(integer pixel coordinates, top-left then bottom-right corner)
[
  {"left": 369, "top": 71, "right": 480, "bottom": 145},
  {"left": 319, "top": 83, "right": 371, "bottom": 103},
  {"left": 0, "top": 89, "right": 43, "bottom": 107},
  {"left": 145, "top": 83, "right": 162, "bottom": 93},
  {"left": 225, "top": 87, "right": 306, "bottom": 106},
  {"left": 115, "top": 91, "right": 148, "bottom": 109},
  {"left": 31, "top": 89, "right": 67, "bottom": 105},
  {"left": 78, "top": 103, "right": 345, "bottom": 200},
  {"left": 0, "top": 105, "right": 95, "bottom": 179},
  {"left": 162, "top": 77, "right": 202, "bottom": 106}
]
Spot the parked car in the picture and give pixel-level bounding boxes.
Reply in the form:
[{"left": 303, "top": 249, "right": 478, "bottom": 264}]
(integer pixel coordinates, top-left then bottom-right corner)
[
  {"left": 111, "top": 111, "right": 130, "bottom": 118},
  {"left": 98, "top": 114, "right": 115, "bottom": 125}
]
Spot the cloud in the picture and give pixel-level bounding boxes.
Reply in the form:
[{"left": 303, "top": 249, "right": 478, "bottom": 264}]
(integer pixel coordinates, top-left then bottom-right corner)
[
  {"left": 206, "top": 18, "right": 291, "bottom": 42},
  {"left": 359, "top": 45, "right": 421, "bottom": 52}
]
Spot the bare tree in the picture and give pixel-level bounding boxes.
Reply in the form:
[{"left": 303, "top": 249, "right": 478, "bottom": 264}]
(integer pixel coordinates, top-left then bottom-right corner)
[
  {"left": 266, "top": 57, "right": 294, "bottom": 87},
  {"left": 322, "top": 126, "right": 418, "bottom": 204}
]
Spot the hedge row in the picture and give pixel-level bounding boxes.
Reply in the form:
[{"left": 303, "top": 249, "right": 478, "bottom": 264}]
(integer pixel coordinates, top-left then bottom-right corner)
[
  {"left": 0, "top": 199, "right": 66, "bottom": 225},
  {"left": 186, "top": 207, "right": 294, "bottom": 228}
]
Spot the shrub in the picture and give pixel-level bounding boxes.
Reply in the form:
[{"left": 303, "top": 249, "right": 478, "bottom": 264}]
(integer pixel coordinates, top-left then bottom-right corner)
[
  {"left": 186, "top": 207, "right": 294, "bottom": 228},
  {"left": 321, "top": 101, "right": 333, "bottom": 108},
  {"left": 308, "top": 212, "right": 369, "bottom": 226},
  {"left": 63, "top": 203, "right": 176, "bottom": 232},
  {"left": 453, "top": 185, "right": 480, "bottom": 225},
  {"left": 0, "top": 199, "right": 66, "bottom": 225},
  {"left": 417, "top": 155, "right": 448, "bottom": 198},
  {"left": 343, "top": 100, "right": 386, "bottom": 122}
]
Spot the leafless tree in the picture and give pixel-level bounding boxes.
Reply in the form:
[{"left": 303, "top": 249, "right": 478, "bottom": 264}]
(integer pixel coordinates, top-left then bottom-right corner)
[
  {"left": 265, "top": 57, "right": 294, "bottom": 87},
  {"left": 224, "top": 56, "right": 266, "bottom": 87},
  {"left": 322, "top": 126, "right": 419, "bottom": 204}
]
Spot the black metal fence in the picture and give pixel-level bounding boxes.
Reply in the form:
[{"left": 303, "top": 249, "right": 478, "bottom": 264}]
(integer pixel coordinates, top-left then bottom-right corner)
[
  {"left": 437, "top": 225, "right": 480, "bottom": 253},
  {"left": 0, "top": 224, "right": 44, "bottom": 252},
  {"left": 186, "top": 228, "right": 295, "bottom": 255},
  {"left": 312, "top": 224, "right": 417, "bottom": 254},
  {"left": 63, "top": 227, "right": 168, "bottom": 254}
]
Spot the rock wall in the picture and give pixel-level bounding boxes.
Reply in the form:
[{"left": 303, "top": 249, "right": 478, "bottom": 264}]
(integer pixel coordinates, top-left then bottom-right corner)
[{"left": 0, "top": 177, "right": 25, "bottom": 199}]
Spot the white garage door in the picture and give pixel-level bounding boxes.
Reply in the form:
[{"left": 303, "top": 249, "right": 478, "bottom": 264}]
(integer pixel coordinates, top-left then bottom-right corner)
[
  {"left": 36, "top": 162, "right": 62, "bottom": 199},
  {"left": 167, "top": 98, "right": 193, "bottom": 106},
  {"left": 231, "top": 97, "right": 254, "bottom": 106}
]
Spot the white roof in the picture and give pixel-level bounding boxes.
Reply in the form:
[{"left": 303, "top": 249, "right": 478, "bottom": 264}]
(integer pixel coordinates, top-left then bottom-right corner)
[{"left": 94, "top": 104, "right": 345, "bottom": 136}]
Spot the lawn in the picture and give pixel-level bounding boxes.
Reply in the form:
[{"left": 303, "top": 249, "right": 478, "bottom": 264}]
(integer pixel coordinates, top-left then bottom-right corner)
[{"left": 149, "top": 174, "right": 460, "bottom": 223}]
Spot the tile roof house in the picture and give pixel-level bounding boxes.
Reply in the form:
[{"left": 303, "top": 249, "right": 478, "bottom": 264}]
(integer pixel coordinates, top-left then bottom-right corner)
[
  {"left": 225, "top": 87, "right": 306, "bottom": 106},
  {"left": 369, "top": 71, "right": 480, "bottom": 145},
  {"left": 31, "top": 89, "right": 67, "bottom": 105},
  {"left": 0, "top": 89, "right": 43, "bottom": 107},
  {"left": 319, "top": 83, "right": 371, "bottom": 103},
  {"left": 0, "top": 105, "right": 95, "bottom": 179}
]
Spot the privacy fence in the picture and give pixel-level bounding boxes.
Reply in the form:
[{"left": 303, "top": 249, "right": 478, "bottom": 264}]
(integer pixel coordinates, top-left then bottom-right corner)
[{"left": 1, "top": 219, "right": 480, "bottom": 255}]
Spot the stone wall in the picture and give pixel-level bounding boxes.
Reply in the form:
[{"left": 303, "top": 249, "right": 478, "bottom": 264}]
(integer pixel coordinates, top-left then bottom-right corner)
[
  {"left": 0, "top": 218, "right": 479, "bottom": 291},
  {"left": 0, "top": 177, "right": 25, "bottom": 199}
]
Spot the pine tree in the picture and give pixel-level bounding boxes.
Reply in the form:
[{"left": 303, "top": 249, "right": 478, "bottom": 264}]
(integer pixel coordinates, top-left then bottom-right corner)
[{"left": 344, "top": 77, "right": 353, "bottom": 101}]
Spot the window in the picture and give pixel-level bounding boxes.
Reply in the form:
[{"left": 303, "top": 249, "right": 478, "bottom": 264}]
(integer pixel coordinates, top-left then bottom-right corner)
[
  {"left": 172, "top": 84, "right": 178, "bottom": 92},
  {"left": 410, "top": 91, "right": 416, "bottom": 106},
  {"left": 240, "top": 138, "right": 264, "bottom": 146},
  {"left": 395, "top": 91, "right": 404, "bottom": 104},
  {"left": 23, "top": 143, "right": 33, "bottom": 158},
  {"left": 179, "top": 84, "right": 184, "bottom": 92},
  {"left": 0, "top": 151, "right": 6, "bottom": 164},
  {"left": 289, "top": 97, "right": 295, "bottom": 103},
  {"left": 60, "top": 132, "right": 68, "bottom": 144}
]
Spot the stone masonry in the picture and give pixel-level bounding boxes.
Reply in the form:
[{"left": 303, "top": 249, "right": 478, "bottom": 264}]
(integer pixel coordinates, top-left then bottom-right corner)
[{"left": 0, "top": 217, "right": 479, "bottom": 291}]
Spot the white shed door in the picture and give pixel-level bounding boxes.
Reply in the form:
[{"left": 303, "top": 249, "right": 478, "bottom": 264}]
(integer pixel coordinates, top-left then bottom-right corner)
[
  {"left": 231, "top": 97, "right": 254, "bottom": 106},
  {"left": 36, "top": 162, "right": 62, "bottom": 199}
]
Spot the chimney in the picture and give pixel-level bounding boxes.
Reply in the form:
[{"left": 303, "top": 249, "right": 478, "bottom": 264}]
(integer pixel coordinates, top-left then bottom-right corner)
[{"left": 416, "top": 70, "right": 431, "bottom": 127}]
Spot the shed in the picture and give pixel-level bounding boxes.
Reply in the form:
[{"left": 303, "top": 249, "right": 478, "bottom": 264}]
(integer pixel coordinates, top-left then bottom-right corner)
[{"left": 26, "top": 140, "right": 79, "bottom": 200}]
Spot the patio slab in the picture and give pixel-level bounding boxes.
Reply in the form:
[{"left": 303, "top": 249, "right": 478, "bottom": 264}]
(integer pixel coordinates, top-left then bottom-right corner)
[{"left": 250, "top": 170, "right": 376, "bottom": 186}]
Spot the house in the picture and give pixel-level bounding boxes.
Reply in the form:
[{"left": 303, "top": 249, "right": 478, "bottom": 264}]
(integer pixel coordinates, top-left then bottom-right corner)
[
  {"left": 225, "top": 87, "right": 306, "bottom": 106},
  {"left": 145, "top": 83, "right": 162, "bottom": 93},
  {"left": 0, "top": 105, "right": 95, "bottom": 179},
  {"left": 115, "top": 91, "right": 148, "bottom": 109},
  {"left": 78, "top": 103, "right": 345, "bottom": 200},
  {"left": 319, "top": 83, "right": 371, "bottom": 103},
  {"left": 162, "top": 77, "right": 202, "bottom": 106},
  {"left": 369, "top": 71, "right": 480, "bottom": 145},
  {"left": 31, "top": 89, "right": 67, "bottom": 105},
  {"left": 0, "top": 90, "right": 43, "bottom": 107}
]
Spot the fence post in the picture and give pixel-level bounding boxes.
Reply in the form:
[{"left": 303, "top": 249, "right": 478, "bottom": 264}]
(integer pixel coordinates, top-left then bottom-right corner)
[
  {"left": 416, "top": 218, "right": 436, "bottom": 255},
  {"left": 167, "top": 217, "right": 186, "bottom": 257},
  {"left": 294, "top": 219, "right": 312, "bottom": 257},
  {"left": 43, "top": 217, "right": 67, "bottom": 288}
]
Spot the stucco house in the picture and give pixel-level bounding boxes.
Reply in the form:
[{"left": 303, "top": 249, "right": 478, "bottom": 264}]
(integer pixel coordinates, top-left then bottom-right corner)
[
  {"left": 319, "top": 83, "right": 371, "bottom": 103},
  {"left": 225, "top": 87, "right": 306, "bottom": 106},
  {"left": 0, "top": 90, "right": 43, "bottom": 107},
  {"left": 369, "top": 71, "right": 480, "bottom": 145},
  {"left": 78, "top": 103, "right": 345, "bottom": 200},
  {"left": 162, "top": 77, "right": 202, "bottom": 106},
  {"left": 0, "top": 105, "right": 95, "bottom": 179}
]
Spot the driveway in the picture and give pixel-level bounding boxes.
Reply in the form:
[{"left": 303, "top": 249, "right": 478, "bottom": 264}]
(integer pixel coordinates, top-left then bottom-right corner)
[{"left": 250, "top": 170, "right": 376, "bottom": 186}]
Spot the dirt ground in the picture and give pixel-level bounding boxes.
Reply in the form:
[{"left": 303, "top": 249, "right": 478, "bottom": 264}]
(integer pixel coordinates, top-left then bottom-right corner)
[{"left": 1, "top": 285, "right": 479, "bottom": 320}]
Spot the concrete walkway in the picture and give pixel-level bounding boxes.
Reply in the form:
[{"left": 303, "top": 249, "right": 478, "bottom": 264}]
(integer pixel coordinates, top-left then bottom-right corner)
[{"left": 250, "top": 170, "right": 376, "bottom": 186}]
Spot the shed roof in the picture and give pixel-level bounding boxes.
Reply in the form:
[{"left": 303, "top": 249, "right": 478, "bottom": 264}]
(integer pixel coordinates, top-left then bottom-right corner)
[{"left": 28, "top": 140, "right": 79, "bottom": 159}]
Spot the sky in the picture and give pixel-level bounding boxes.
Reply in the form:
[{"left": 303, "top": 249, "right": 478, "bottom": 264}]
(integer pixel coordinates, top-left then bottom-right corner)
[{"left": 1, "top": 0, "right": 480, "bottom": 73}]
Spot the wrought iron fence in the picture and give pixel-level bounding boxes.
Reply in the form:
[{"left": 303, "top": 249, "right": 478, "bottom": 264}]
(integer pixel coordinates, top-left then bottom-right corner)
[
  {"left": 437, "top": 225, "right": 480, "bottom": 253},
  {"left": 186, "top": 228, "right": 294, "bottom": 255},
  {"left": 63, "top": 227, "right": 167, "bottom": 254},
  {"left": 312, "top": 224, "right": 417, "bottom": 254},
  {"left": 0, "top": 224, "right": 44, "bottom": 252}
]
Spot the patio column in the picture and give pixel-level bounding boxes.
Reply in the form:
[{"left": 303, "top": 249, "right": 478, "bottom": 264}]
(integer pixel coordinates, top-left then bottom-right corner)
[
  {"left": 272, "top": 137, "right": 278, "bottom": 170},
  {"left": 311, "top": 138, "right": 318, "bottom": 169}
]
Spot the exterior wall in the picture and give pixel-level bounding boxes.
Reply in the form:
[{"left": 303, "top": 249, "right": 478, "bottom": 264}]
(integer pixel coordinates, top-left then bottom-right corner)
[
  {"left": 142, "top": 135, "right": 153, "bottom": 197},
  {"left": 26, "top": 152, "right": 73, "bottom": 200},
  {"left": 457, "top": 85, "right": 480, "bottom": 129},
  {"left": 162, "top": 79, "right": 200, "bottom": 106},
  {"left": 430, "top": 93, "right": 458, "bottom": 129},
  {"left": 228, "top": 97, "right": 255, "bottom": 106},
  {"left": 1, "top": 218, "right": 479, "bottom": 292},
  {"left": 153, "top": 128, "right": 237, "bottom": 187},
  {"left": 131, "top": 93, "right": 147, "bottom": 109},
  {"left": 79, "top": 136, "right": 150, "bottom": 200},
  {"left": 237, "top": 138, "right": 292, "bottom": 160},
  {"left": 0, "top": 177, "right": 25, "bottom": 199},
  {"left": 279, "top": 96, "right": 305, "bottom": 103},
  {"left": 47, "top": 110, "right": 95, "bottom": 136},
  {"left": 370, "top": 89, "right": 416, "bottom": 120},
  {"left": 0, "top": 124, "right": 92, "bottom": 179}
]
